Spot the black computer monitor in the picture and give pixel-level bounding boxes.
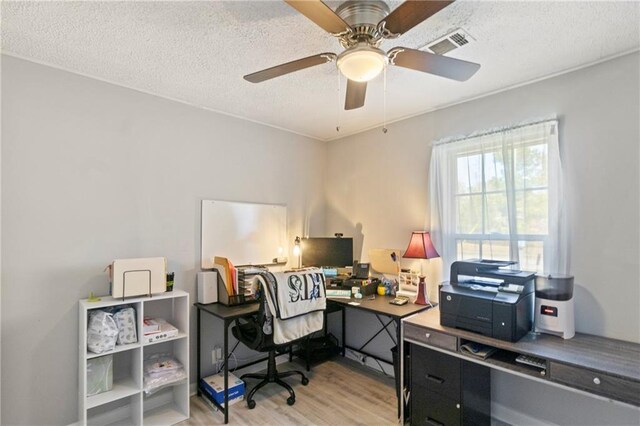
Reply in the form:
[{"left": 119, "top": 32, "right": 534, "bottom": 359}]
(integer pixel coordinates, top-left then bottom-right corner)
[{"left": 301, "top": 237, "right": 353, "bottom": 268}]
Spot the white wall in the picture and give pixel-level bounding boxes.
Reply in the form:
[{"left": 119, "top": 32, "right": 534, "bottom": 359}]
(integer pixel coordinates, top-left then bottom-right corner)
[
  {"left": 2, "top": 51, "right": 638, "bottom": 425},
  {"left": 326, "top": 52, "right": 640, "bottom": 424},
  {"left": 0, "top": 55, "right": 327, "bottom": 426},
  {"left": 0, "top": 53, "right": 3, "bottom": 423}
]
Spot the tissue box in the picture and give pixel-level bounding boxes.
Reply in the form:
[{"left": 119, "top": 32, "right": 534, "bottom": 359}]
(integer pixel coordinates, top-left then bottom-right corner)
[
  {"left": 200, "top": 373, "right": 245, "bottom": 405},
  {"left": 87, "top": 355, "right": 113, "bottom": 396}
]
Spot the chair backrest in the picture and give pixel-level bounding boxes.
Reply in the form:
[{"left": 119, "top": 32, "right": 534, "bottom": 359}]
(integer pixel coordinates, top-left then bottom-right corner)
[{"left": 234, "top": 268, "right": 327, "bottom": 351}]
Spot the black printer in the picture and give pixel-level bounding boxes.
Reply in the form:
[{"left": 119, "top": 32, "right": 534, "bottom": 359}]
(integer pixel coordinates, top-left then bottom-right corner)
[{"left": 439, "top": 259, "right": 535, "bottom": 342}]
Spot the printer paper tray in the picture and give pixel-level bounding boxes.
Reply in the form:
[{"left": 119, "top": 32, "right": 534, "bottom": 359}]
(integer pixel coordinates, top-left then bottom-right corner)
[{"left": 441, "top": 313, "right": 493, "bottom": 337}]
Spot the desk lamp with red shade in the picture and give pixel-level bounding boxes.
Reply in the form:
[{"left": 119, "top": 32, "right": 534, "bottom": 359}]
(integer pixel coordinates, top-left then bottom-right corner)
[{"left": 402, "top": 231, "right": 440, "bottom": 305}]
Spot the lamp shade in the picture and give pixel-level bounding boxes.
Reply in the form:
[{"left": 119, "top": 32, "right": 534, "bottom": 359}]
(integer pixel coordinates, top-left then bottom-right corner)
[{"left": 403, "top": 232, "right": 439, "bottom": 259}]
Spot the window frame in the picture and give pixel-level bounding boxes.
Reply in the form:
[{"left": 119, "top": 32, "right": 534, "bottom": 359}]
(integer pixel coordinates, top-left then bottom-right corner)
[{"left": 452, "top": 137, "right": 551, "bottom": 272}]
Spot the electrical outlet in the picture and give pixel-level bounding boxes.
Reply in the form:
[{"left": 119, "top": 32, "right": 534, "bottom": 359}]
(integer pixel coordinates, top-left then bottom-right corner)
[
  {"left": 215, "top": 347, "right": 222, "bottom": 360},
  {"left": 211, "top": 350, "right": 217, "bottom": 364}
]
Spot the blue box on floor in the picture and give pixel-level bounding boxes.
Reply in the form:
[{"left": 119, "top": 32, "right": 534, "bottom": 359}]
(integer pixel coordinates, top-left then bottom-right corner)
[{"left": 200, "top": 373, "right": 245, "bottom": 405}]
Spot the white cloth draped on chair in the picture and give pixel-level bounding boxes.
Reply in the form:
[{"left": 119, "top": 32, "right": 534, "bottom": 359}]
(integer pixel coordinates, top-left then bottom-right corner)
[{"left": 257, "top": 268, "right": 326, "bottom": 345}]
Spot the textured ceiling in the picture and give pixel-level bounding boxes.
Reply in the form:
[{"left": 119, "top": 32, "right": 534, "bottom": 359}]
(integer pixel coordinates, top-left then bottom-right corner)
[{"left": 2, "top": 1, "right": 639, "bottom": 141}]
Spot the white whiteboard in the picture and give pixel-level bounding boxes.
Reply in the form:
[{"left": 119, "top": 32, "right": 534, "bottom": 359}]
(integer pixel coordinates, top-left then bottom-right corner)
[{"left": 201, "top": 200, "right": 288, "bottom": 269}]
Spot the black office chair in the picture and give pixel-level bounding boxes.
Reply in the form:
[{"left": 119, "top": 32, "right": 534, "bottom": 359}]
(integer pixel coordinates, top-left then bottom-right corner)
[{"left": 231, "top": 289, "right": 311, "bottom": 409}]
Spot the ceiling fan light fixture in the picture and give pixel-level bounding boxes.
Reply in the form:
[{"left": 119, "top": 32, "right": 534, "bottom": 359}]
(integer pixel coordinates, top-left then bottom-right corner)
[{"left": 336, "top": 44, "right": 387, "bottom": 82}]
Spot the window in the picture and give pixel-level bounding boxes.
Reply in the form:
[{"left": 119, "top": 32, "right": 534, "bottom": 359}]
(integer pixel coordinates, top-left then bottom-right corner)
[{"left": 429, "top": 120, "right": 567, "bottom": 276}]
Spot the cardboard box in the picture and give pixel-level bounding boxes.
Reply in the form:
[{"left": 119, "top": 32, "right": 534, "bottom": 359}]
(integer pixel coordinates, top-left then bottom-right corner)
[
  {"left": 143, "top": 319, "right": 179, "bottom": 344},
  {"left": 200, "top": 373, "right": 245, "bottom": 405},
  {"left": 201, "top": 393, "right": 244, "bottom": 410}
]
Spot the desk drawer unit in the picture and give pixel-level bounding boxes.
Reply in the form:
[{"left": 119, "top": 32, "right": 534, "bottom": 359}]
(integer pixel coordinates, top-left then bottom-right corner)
[
  {"left": 411, "top": 384, "right": 461, "bottom": 426},
  {"left": 409, "top": 343, "right": 490, "bottom": 426},
  {"left": 405, "top": 324, "right": 458, "bottom": 352},
  {"left": 549, "top": 362, "right": 640, "bottom": 406},
  {"left": 412, "top": 345, "right": 461, "bottom": 400}
]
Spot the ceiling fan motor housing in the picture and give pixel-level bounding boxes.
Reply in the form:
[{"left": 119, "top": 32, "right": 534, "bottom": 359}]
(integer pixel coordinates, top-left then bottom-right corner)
[
  {"left": 245, "top": 1, "right": 481, "bottom": 109},
  {"left": 336, "top": 0, "right": 390, "bottom": 47}
]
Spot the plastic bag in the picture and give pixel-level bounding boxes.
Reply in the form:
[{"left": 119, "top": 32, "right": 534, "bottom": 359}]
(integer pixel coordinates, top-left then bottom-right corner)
[
  {"left": 113, "top": 306, "right": 137, "bottom": 345},
  {"left": 87, "top": 310, "right": 119, "bottom": 354},
  {"left": 143, "top": 353, "right": 187, "bottom": 395},
  {"left": 87, "top": 355, "right": 113, "bottom": 396}
]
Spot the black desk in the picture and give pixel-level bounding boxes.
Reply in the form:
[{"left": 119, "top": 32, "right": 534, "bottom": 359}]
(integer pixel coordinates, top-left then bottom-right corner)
[
  {"left": 195, "top": 297, "right": 432, "bottom": 423},
  {"left": 194, "top": 302, "right": 259, "bottom": 424},
  {"left": 328, "top": 295, "right": 432, "bottom": 361},
  {"left": 327, "top": 295, "right": 433, "bottom": 417}
]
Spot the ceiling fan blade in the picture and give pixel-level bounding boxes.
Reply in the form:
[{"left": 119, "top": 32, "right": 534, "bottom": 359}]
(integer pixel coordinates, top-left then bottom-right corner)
[
  {"left": 244, "top": 53, "right": 337, "bottom": 83},
  {"left": 345, "top": 79, "right": 367, "bottom": 110},
  {"left": 379, "top": 1, "right": 454, "bottom": 37},
  {"left": 284, "top": 0, "right": 352, "bottom": 36},
  {"left": 389, "top": 47, "right": 480, "bottom": 81}
]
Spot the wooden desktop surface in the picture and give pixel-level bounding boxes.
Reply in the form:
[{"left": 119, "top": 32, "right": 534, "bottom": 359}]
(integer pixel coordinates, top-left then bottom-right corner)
[
  {"left": 195, "top": 295, "right": 430, "bottom": 321},
  {"left": 195, "top": 301, "right": 259, "bottom": 320},
  {"left": 327, "top": 295, "right": 432, "bottom": 319},
  {"left": 404, "top": 307, "right": 640, "bottom": 381}
]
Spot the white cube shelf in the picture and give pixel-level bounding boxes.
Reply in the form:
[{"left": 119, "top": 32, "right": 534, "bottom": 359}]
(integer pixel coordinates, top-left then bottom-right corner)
[{"left": 79, "top": 290, "right": 189, "bottom": 425}]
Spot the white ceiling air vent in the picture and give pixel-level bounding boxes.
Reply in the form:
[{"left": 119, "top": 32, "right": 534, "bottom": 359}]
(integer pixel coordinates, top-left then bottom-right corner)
[{"left": 422, "top": 28, "right": 474, "bottom": 55}]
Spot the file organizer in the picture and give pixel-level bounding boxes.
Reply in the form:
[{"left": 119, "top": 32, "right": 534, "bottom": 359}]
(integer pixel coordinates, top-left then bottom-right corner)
[{"left": 212, "top": 266, "right": 257, "bottom": 306}]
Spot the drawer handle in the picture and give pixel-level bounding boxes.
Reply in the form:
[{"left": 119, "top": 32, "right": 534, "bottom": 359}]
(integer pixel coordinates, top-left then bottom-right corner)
[
  {"left": 426, "top": 417, "right": 444, "bottom": 426},
  {"left": 426, "top": 374, "right": 444, "bottom": 384},
  {"left": 593, "top": 377, "right": 601, "bottom": 385}
]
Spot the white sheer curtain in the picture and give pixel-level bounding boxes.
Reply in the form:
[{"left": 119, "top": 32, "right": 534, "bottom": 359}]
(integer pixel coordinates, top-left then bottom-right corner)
[{"left": 429, "top": 119, "right": 568, "bottom": 279}]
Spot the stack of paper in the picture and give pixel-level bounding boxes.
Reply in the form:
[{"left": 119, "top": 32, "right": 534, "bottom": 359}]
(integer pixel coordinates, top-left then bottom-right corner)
[{"left": 214, "top": 256, "right": 237, "bottom": 296}]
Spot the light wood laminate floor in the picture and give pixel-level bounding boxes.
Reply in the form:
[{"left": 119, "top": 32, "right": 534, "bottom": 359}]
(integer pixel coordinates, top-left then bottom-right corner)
[{"left": 182, "top": 357, "right": 398, "bottom": 425}]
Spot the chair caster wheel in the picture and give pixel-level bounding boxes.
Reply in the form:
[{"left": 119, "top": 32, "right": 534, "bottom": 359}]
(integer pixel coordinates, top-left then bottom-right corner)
[
  {"left": 247, "top": 400, "right": 256, "bottom": 409},
  {"left": 287, "top": 396, "right": 295, "bottom": 406},
  {"left": 301, "top": 377, "right": 309, "bottom": 385}
]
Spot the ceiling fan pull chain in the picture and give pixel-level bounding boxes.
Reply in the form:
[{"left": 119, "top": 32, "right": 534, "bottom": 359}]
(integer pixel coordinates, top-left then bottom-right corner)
[{"left": 382, "top": 66, "right": 388, "bottom": 134}]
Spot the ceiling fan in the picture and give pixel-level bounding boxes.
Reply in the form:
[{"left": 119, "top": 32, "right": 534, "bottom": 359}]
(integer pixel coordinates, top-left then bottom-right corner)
[{"left": 244, "top": 0, "right": 481, "bottom": 110}]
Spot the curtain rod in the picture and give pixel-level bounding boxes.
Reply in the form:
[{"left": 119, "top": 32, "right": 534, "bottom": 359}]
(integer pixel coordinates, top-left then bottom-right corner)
[{"left": 433, "top": 117, "right": 557, "bottom": 146}]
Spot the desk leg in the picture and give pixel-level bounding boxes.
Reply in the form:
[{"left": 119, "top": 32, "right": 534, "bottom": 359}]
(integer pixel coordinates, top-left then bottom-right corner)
[
  {"left": 341, "top": 306, "right": 346, "bottom": 357},
  {"left": 223, "top": 319, "right": 229, "bottom": 424},
  {"left": 197, "top": 309, "right": 201, "bottom": 396},
  {"left": 395, "top": 318, "right": 401, "bottom": 419}
]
